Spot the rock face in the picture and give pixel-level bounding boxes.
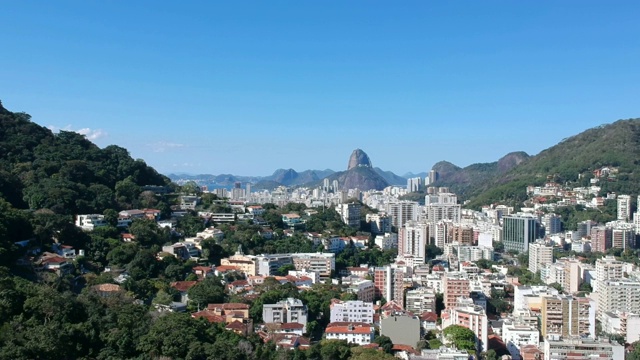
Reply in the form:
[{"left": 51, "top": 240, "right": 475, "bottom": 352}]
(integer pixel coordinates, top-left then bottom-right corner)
[
  {"left": 320, "top": 149, "right": 389, "bottom": 191},
  {"left": 347, "top": 149, "right": 372, "bottom": 170}
]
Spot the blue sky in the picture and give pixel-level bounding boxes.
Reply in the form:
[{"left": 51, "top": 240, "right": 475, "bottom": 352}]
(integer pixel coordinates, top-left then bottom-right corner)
[{"left": 1, "top": 1, "right": 639, "bottom": 176}]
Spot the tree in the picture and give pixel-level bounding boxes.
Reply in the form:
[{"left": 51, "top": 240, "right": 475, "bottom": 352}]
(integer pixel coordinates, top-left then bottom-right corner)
[
  {"left": 374, "top": 335, "right": 394, "bottom": 354},
  {"left": 276, "top": 264, "right": 296, "bottom": 276},
  {"left": 350, "top": 347, "right": 395, "bottom": 360},
  {"left": 187, "top": 277, "right": 226, "bottom": 309},
  {"left": 579, "top": 282, "right": 593, "bottom": 293},
  {"left": 318, "top": 339, "right": 351, "bottom": 360},
  {"left": 443, "top": 325, "right": 476, "bottom": 351},
  {"left": 549, "top": 282, "right": 564, "bottom": 293}
]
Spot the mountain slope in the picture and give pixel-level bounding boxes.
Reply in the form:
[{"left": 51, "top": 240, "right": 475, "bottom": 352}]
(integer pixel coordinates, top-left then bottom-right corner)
[
  {"left": 428, "top": 152, "right": 529, "bottom": 198},
  {"left": 325, "top": 166, "right": 390, "bottom": 191},
  {"left": 467, "top": 119, "right": 640, "bottom": 207},
  {"left": 0, "top": 101, "right": 170, "bottom": 214},
  {"left": 374, "top": 167, "right": 407, "bottom": 186}
]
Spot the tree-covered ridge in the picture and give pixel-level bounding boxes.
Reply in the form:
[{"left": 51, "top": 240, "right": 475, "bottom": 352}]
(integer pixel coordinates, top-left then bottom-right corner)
[
  {"left": 459, "top": 118, "right": 640, "bottom": 208},
  {"left": 0, "top": 101, "right": 170, "bottom": 213},
  {"left": 415, "top": 119, "right": 640, "bottom": 208}
]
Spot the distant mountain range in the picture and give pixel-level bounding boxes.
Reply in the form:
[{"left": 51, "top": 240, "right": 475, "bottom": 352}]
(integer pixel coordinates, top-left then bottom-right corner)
[
  {"left": 168, "top": 149, "right": 414, "bottom": 190},
  {"left": 169, "top": 118, "right": 640, "bottom": 202}
]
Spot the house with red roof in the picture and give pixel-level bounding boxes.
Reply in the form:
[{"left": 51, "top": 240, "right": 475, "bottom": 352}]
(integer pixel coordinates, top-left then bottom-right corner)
[{"left": 325, "top": 322, "right": 375, "bottom": 346}]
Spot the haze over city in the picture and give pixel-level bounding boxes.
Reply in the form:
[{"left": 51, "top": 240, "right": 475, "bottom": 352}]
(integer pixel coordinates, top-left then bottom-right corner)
[{"left": 1, "top": 1, "right": 639, "bottom": 175}]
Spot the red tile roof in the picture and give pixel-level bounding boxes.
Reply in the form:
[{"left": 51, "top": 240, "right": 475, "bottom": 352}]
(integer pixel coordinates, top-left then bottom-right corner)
[
  {"left": 325, "top": 325, "right": 372, "bottom": 335},
  {"left": 170, "top": 281, "right": 197, "bottom": 292}
]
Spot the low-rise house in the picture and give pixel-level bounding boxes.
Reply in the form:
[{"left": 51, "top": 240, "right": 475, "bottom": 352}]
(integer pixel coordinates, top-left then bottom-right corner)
[
  {"left": 247, "top": 205, "right": 265, "bottom": 215},
  {"left": 227, "top": 280, "right": 251, "bottom": 294},
  {"left": 259, "top": 227, "right": 274, "bottom": 239},
  {"left": 325, "top": 322, "right": 375, "bottom": 346},
  {"left": 53, "top": 244, "right": 76, "bottom": 258},
  {"left": 282, "top": 213, "right": 303, "bottom": 227},
  {"left": 92, "top": 283, "right": 123, "bottom": 297},
  {"left": 170, "top": 281, "right": 198, "bottom": 303},
  {"left": 192, "top": 303, "right": 253, "bottom": 336},
  {"left": 419, "top": 312, "right": 438, "bottom": 332},
  {"left": 196, "top": 227, "right": 225, "bottom": 241},
  {"left": 193, "top": 266, "right": 214, "bottom": 279},
  {"left": 76, "top": 214, "right": 107, "bottom": 231}
]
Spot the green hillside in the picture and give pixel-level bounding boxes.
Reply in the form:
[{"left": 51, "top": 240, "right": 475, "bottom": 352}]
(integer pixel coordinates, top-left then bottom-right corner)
[
  {"left": 0, "top": 101, "right": 170, "bottom": 214},
  {"left": 466, "top": 119, "right": 640, "bottom": 208}
]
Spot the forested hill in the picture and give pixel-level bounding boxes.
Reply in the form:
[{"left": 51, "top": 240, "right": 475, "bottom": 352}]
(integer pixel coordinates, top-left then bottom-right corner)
[
  {"left": 465, "top": 118, "right": 640, "bottom": 208},
  {"left": 0, "top": 100, "right": 170, "bottom": 213}
]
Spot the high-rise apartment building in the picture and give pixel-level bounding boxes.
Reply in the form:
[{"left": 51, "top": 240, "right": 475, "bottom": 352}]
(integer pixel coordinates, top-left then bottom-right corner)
[
  {"left": 617, "top": 194, "right": 632, "bottom": 221},
  {"left": 337, "top": 203, "right": 361, "bottom": 228},
  {"left": 424, "top": 191, "right": 461, "bottom": 226},
  {"left": 542, "top": 213, "right": 562, "bottom": 235},
  {"left": 374, "top": 265, "right": 405, "bottom": 305},
  {"left": 598, "top": 279, "right": 640, "bottom": 321},
  {"left": 502, "top": 215, "right": 539, "bottom": 253},
  {"left": 386, "top": 201, "right": 418, "bottom": 229},
  {"left": 366, "top": 213, "right": 391, "bottom": 234},
  {"left": 529, "top": 242, "right": 554, "bottom": 274},
  {"left": 611, "top": 223, "right": 635, "bottom": 250},
  {"left": 591, "top": 226, "right": 612, "bottom": 253},
  {"left": 399, "top": 221, "right": 428, "bottom": 261},
  {"left": 407, "top": 177, "right": 422, "bottom": 192},
  {"left": 443, "top": 272, "right": 470, "bottom": 310},
  {"left": 405, "top": 287, "right": 437, "bottom": 314},
  {"left": 449, "top": 224, "right": 474, "bottom": 246},
  {"left": 541, "top": 295, "right": 595, "bottom": 338},
  {"left": 594, "top": 256, "right": 626, "bottom": 294}
]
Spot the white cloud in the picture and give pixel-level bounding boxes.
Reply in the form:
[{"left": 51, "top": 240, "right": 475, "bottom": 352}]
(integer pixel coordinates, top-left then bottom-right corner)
[
  {"left": 148, "top": 141, "right": 186, "bottom": 153},
  {"left": 47, "top": 124, "right": 108, "bottom": 141}
]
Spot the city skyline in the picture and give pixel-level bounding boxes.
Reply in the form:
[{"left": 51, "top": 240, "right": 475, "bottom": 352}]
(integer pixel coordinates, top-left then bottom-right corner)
[{"left": 1, "top": 1, "right": 639, "bottom": 175}]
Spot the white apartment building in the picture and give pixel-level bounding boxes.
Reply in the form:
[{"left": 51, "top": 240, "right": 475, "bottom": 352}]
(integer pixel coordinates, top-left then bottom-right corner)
[
  {"left": 541, "top": 262, "right": 566, "bottom": 286},
  {"left": 329, "top": 300, "right": 374, "bottom": 324},
  {"left": 598, "top": 279, "right": 640, "bottom": 321},
  {"left": 529, "top": 242, "right": 554, "bottom": 274},
  {"left": 405, "top": 287, "right": 437, "bottom": 314},
  {"left": 617, "top": 194, "right": 632, "bottom": 221},
  {"left": 337, "top": 203, "right": 361, "bottom": 228},
  {"left": 386, "top": 201, "right": 418, "bottom": 229},
  {"left": 366, "top": 213, "right": 391, "bottom": 234},
  {"left": 424, "top": 191, "right": 461, "bottom": 225},
  {"left": 291, "top": 253, "right": 335, "bottom": 280},
  {"left": 452, "top": 245, "right": 494, "bottom": 262},
  {"left": 374, "top": 233, "right": 398, "bottom": 250},
  {"left": 543, "top": 336, "right": 624, "bottom": 360},
  {"left": 594, "top": 256, "right": 626, "bottom": 294},
  {"left": 601, "top": 311, "right": 640, "bottom": 344},
  {"left": 513, "top": 285, "right": 560, "bottom": 314},
  {"left": 501, "top": 320, "right": 540, "bottom": 360},
  {"left": 263, "top": 298, "right": 308, "bottom": 326},
  {"left": 399, "top": 221, "right": 428, "bottom": 261}
]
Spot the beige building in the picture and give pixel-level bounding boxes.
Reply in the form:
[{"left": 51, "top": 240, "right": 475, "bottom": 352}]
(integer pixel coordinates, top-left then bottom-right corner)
[
  {"left": 541, "top": 295, "right": 595, "bottom": 338},
  {"left": 528, "top": 242, "right": 553, "bottom": 274},
  {"left": 220, "top": 246, "right": 258, "bottom": 276}
]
